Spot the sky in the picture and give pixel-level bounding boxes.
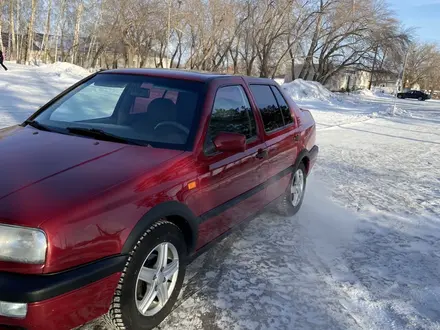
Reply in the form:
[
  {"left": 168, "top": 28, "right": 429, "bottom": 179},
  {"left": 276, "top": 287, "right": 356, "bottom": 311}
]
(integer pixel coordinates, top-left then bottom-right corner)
[{"left": 388, "top": 0, "right": 440, "bottom": 44}]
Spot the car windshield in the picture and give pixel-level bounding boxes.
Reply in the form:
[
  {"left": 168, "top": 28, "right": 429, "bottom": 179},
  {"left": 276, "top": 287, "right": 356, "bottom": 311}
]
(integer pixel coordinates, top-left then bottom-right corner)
[{"left": 33, "top": 73, "right": 205, "bottom": 150}]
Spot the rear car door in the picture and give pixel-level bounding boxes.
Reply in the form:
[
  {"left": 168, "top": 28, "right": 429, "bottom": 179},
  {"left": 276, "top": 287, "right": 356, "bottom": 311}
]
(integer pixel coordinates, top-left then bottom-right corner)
[
  {"left": 249, "top": 84, "right": 301, "bottom": 203},
  {"left": 194, "top": 82, "right": 268, "bottom": 248}
]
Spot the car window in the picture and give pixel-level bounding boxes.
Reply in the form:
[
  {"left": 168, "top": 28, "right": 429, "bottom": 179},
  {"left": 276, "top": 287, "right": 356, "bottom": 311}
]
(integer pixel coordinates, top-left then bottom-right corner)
[
  {"left": 270, "top": 86, "right": 294, "bottom": 125},
  {"left": 49, "top": 83, "right": 124, "bottom": 122},
  {"left": 131, "top": 83, "right": 179, "bottom": 114},
  {"left": 35, "top": 74, "right": 203, "bottom": 150},
  {"left": 250, "top": 85, "right": 285, "bottom": 132},
  {"left": 205, "top": 85, "right": 257, "bottom": 154}
]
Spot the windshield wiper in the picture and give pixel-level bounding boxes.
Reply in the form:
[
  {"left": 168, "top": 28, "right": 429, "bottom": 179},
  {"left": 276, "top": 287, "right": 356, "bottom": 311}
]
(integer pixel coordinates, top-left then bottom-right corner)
[
  {"left": 66, "top": 126, "right": 146, "bottom": 146},
  {"left": 24, "top": 119, "right": 52, "bottom": 132}
]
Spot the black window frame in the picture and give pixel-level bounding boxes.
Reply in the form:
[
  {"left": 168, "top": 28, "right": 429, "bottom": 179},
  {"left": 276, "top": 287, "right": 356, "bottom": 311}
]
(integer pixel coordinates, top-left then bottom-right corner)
[{"left": 204, "top": 84, "right": 259, "bottom": 156}]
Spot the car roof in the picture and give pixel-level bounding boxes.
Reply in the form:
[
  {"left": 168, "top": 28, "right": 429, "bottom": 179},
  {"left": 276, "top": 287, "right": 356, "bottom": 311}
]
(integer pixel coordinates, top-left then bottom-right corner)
[{"left": 101, "top": 68, "right": 276, "bottom": 84}]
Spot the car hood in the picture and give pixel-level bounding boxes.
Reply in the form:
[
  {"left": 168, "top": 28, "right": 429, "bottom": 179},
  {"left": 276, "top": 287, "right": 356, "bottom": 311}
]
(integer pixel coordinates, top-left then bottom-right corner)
[{"left": 0, "top": 126, "right": 184, "bottom": 226}]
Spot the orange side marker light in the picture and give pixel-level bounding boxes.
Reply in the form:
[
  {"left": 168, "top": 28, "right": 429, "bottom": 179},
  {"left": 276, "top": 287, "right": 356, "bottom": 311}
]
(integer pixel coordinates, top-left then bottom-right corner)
[{"left": 187, "top": 181, "right": 197, "bottom": 190}]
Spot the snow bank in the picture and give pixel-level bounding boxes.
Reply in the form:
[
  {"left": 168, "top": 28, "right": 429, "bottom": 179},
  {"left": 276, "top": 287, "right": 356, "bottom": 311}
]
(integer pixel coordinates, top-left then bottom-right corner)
[
  {"left": 354, "top": 88, "right": 394, "bottom": 99},
  {"left": 282, "top": 79, "right": 339, "bottom": 102},
  {"left": 354, "top": 89, "right": 375, "bottom": 97},
  {"left": 370, "top": 105, "right": 412, "bottom": 118},
  {"left": 37, "top": 62, "right": 90, "bottom": 80},
  {"left": 381, "top": 105, "right": 412, "bottom": 117}
]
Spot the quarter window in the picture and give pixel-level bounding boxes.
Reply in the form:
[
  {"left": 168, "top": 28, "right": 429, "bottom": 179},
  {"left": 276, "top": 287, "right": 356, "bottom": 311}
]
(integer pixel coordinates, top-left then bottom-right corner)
[
  {"left": 205, "top": 85, "right": 257, "bottom": 154},
  {"left": 271, "top": 86, "right": 294, "bottom": 125}
]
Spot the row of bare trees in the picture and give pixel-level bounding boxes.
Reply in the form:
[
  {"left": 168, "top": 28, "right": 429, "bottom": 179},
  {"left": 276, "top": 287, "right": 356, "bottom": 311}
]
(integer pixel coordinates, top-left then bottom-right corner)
[
  {"left": 0, "top": 0, "right": 436, "bottom": 88},
  {"left": 403, "top": 43, "right": 440, "bottom": 93}
]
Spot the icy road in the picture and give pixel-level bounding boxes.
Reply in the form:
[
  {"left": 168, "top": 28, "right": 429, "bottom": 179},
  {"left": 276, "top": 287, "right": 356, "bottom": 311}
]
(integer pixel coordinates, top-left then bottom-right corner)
[{"left": 0, "top": 63, "right": 439, "bottom": 330}]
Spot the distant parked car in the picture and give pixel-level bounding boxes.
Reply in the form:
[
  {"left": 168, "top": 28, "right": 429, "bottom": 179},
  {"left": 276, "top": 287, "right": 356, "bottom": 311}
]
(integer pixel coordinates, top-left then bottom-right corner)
[
  {"left": 397, "top": 90, "right": 430, "bottom": 101},
  {"left": 0, "top": 69, "right": 318, "bottom": 330}
]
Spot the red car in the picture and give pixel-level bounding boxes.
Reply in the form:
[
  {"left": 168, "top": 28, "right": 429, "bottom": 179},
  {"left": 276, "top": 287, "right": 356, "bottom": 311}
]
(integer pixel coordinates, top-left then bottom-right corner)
[{"left": 0, "top": 69, "right": 318, "bottom": 330}]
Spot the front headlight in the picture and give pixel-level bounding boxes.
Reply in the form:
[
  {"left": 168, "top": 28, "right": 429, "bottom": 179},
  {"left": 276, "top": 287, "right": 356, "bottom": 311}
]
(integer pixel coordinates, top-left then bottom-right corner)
[{"left": 0, "top": 225, "right": 47, "bottom": 264}]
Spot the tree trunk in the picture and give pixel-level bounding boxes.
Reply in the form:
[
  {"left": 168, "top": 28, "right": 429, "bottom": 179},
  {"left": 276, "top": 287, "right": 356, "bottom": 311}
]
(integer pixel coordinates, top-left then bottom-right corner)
[
  {"left": 24, "top": 0, "right": 36, "bottom": 63},
  {"left": 0, "top": 2, "right": 4, "bottom": 54},
  {"left": 16, "top": 0, "right": 20, "bottom": 63},
  {"left": 91, "top": 44, "right": 104, "bottom": 68},
  {"left": 72, "top": 1, "right": 84, "bottom": 64},
  {"left": 176, "top": 43, "right": 183, "bottom": 68},
  {"left": 289, "top": 48, "right": 296, "bottom": 81},
  {"left": 42, "top": 0, "right": 52, "bottom": 63},
  {"left": 54, "top": 0, "right": 66, "bottom": 62},
  {"left": 60, "top": 26, "right": 65, "bottom": 61},
  {"left": 299, "top": 0, "right": 323, "bottom": 79},
  {"left": 246, "top": 57, "right": 255, "bottom": 76},
  {"left": 9, "top": 0, "right": 15, "bottom": 60},
  {"left": 368, "top": 45, "right": 379, "bottom": 90}
]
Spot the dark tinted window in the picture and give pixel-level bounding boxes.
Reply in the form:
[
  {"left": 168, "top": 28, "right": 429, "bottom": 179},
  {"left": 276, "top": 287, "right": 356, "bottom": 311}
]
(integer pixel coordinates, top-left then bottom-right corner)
[
  {"left": 271, "top": 86, "right": 294, "bottom": 125},
  {"left": 250, "top": 85, "right": 284, "bottom": 132},
  {"left": 205, "top": 85, "right": 257, "bottom": 154}
]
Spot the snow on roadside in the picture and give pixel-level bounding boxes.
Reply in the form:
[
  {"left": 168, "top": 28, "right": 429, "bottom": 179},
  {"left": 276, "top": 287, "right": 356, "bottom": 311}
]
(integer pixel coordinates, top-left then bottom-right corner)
[
  {"left": 372, "top": 105, "right": 412, "bottom": 118},
  {"left": 37, "top": 62, "right": 90, "bottom": 80},
  {"left": 0, "top": 62, "right": 89, "bottom": 128},
  {"left": 282, "top": 79, "right": 341, "bottom": 103},
  {"left": 281, "top": 80, "right": 414, "bottom": 127}
]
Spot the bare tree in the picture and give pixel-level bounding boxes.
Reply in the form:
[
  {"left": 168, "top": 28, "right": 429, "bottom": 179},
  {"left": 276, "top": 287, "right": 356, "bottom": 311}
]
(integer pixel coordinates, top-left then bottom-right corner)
[
  {"left": 405, "top": 43, "right": 439, "bottom": 89},
  {"left": 71, "top": 0, "right": 84, "bottom": 64},
  {"left": 41, "top": 0, "right": 53, "bottom": 63},
  {"left": 54, "top": 0, "right": 66, "bottom": 62},
  {"left": 0, "top": 1, "right": 4, "bottom": 54},
  {"left": 8, "top": 0, "right": 16, "bottom": 60}
]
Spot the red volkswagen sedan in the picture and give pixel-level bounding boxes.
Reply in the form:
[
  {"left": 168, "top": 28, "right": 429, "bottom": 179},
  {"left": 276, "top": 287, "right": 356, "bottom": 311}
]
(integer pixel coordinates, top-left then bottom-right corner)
[{"left": 0, "top": 69, "right": 318, "bottom": 330}]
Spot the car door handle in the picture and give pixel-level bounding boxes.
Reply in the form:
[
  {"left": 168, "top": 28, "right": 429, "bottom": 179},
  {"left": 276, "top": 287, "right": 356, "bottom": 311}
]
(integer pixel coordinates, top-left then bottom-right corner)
[
  {"left": 256, "top": 149, "right": 268, "bottom": 159},
  {"left": 293, "top": 134, "right": 301, "bottom": 141}
]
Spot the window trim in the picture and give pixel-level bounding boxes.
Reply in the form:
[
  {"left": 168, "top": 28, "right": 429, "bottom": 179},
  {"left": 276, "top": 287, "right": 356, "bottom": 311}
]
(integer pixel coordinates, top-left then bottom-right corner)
[
  {"left": 249, "top": 83, "right": 294, "bottom": 134},
  {"left": 203, "top": 84, "right": 259, "bottom": 156}
]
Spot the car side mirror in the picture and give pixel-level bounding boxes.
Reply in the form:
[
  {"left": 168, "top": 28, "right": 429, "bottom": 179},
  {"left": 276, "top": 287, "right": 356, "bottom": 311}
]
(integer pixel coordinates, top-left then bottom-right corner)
[{"left": 213, "top": 132, "right": 246, "bottom": 153}]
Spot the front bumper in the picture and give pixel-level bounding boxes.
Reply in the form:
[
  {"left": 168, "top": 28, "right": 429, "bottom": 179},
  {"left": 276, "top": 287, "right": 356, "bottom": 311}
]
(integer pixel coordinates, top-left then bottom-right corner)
[{"left": 0, "top": 256, "right": 125, "bottom": 330}]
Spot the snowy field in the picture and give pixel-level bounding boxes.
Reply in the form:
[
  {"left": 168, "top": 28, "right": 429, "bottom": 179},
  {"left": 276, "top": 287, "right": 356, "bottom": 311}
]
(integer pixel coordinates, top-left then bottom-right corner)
[{"left": 1, "top": 62, "right": 440, "bottom": 330}]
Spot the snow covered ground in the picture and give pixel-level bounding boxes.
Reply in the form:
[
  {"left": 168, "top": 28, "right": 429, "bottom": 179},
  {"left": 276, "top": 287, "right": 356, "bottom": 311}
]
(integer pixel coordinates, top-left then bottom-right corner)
[{"left": 1, "top": 64, "right": 439, "bottom": 330}]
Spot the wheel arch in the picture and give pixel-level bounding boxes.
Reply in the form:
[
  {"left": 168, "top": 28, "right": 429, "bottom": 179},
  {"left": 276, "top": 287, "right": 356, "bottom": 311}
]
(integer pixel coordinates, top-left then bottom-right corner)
[
  {"left": 294, "top": 149, "right": 311, "bottom": 174},
  {"left": 121, "top": 201, "right": 199, "bottom": 256}
]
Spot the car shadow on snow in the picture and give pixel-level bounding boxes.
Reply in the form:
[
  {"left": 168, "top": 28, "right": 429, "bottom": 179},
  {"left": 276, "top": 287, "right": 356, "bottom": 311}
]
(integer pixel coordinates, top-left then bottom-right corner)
[{"left": 77, "top": 177, "right": 440, "bottom": 330}]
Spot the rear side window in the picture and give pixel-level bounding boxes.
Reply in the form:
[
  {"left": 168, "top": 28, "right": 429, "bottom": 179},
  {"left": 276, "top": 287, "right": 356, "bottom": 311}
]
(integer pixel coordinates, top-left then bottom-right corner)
[
  {"left": 250, "top": 85, "right": 284, "bottom": 132},
  {"left": 205, "top": 85, "right": 257, "bottom": 154},
  {"left": 271, "top": 86, "right": 294, "bottom": 125}
]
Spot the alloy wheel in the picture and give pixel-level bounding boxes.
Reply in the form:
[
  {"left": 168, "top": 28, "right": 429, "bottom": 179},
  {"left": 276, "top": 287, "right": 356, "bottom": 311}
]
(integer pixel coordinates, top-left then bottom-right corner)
[
  {"left": 135, "top": 242, "right": 179, "bottom": 317},
  {"left": 291, "top": 169, "right": 305, "bottom": 207}
]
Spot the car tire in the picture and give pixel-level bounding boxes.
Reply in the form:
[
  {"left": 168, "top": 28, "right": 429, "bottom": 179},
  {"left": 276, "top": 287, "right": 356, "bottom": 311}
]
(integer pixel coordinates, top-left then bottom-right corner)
[
  {"left": 275, "top": 163, "right": 307, "bottom": 216},
  {"left": 397, "top": 95, "right": 402, "bottom": 99},
  {"left": 108, "top": 220, "right": 187, "bottom": 330},
  {"left": 418, "top": 97, "right": 423, "bottom": 101}
]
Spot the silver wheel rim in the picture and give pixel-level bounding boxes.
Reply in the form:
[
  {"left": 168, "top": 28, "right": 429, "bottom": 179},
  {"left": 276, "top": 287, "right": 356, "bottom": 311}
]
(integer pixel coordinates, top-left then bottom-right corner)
[
  {"left": 135, "top": 242, "right": 179, "bottom": 317},
  {"left": 291, "top": 169, "right": 304, "bottom": 207}
]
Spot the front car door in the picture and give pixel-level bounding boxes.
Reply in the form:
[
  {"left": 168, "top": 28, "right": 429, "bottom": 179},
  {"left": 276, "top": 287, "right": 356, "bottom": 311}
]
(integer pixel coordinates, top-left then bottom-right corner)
[{"left": 192, "top": 81, "right": 267, "bottom": 249}]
